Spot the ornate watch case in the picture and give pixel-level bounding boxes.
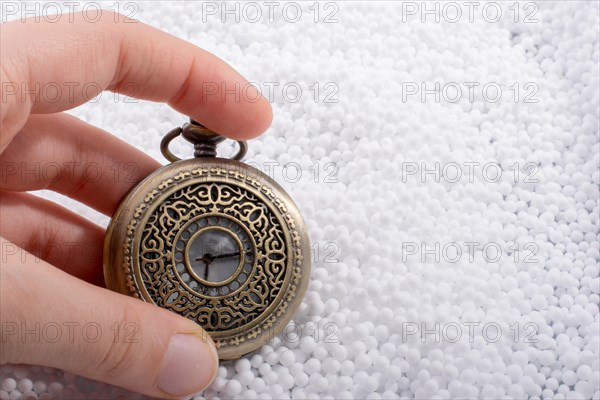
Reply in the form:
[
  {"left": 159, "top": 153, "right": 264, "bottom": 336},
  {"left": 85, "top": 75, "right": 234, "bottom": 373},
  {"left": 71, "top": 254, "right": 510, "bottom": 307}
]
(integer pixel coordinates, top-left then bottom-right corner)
[{"left": 103, "top": 120, "right": 311, "bottom": 360}]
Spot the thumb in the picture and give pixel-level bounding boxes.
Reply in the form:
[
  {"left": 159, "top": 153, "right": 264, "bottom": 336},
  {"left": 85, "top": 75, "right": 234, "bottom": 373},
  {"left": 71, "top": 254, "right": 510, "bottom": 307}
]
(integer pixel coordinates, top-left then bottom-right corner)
[{"left": 0, "top": 238, "right": 218, "bottom": 399}]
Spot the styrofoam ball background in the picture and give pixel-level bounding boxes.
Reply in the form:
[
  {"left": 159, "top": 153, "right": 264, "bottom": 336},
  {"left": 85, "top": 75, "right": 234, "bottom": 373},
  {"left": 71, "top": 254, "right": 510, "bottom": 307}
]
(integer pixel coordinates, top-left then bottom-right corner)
[{"left": 1, "top": 1, "right": 599, "bottom": 399}]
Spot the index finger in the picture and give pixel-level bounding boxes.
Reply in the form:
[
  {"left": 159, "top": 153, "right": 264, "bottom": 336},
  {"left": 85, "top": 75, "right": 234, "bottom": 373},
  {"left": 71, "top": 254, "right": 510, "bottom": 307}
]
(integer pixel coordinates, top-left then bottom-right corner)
[{"left": 0, "top": 11, "right": 272, "bottom": 148}]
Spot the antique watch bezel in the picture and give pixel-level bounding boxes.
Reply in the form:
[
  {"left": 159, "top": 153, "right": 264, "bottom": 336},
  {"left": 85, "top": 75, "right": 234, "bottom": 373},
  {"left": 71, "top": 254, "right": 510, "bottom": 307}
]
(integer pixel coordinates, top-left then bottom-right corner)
[{"left": 103, "top": 121, "right": 311, "bottom": 360}]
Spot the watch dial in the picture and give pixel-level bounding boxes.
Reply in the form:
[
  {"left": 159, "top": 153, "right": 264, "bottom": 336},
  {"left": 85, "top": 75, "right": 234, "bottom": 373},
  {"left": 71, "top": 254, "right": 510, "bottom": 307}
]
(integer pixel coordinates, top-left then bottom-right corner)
[
  {"left": 173, "top": 215, "right": 254, "bottom": 297},
  {"left": 188, "top": 229, "right": 241, "bottom": 283}
]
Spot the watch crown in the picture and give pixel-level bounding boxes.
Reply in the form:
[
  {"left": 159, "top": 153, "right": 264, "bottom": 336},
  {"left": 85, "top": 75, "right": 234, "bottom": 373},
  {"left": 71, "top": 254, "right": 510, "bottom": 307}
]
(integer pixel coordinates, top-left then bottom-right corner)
[
  {"left": 160, "top": 118, "right": 248, "bottom": 163},
  {"left": 183, "top": 119, "right": 226, "bottom": 158}
]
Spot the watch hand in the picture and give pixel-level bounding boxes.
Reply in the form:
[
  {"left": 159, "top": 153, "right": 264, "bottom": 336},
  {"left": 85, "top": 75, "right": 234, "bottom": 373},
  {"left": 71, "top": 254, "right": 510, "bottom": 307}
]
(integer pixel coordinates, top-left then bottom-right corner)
[
  {"left": 196, "top": 254, "right": 214, "bottom": 265},
  {"left": 194, "top": 255, "right": 213, "bottom": 281},
  {"left": 195, "top": 252, "right": 239, "bottom": 282},
  {"left": 211, "top": 252, "right": 240, "bottom": 260}
]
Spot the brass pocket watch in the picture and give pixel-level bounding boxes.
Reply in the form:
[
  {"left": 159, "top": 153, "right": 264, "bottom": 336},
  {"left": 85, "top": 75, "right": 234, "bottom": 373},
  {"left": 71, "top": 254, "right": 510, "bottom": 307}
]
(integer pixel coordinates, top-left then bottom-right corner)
[{"left": 104, "top": 119, "right": 311, "bottom": 360}]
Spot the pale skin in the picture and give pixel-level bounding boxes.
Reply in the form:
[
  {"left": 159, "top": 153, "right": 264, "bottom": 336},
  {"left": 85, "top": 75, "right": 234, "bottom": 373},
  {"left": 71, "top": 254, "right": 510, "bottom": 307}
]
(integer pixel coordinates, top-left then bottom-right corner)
[{"left": 0, "top": 12, "right": 272, "bottom": 399}]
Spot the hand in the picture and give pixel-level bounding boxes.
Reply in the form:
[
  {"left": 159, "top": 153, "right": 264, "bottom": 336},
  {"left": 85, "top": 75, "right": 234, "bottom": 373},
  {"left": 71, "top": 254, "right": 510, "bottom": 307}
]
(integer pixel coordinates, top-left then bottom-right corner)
[
  {"left": 0, "top": 11, "right": 272, "bottom": 399},
  {"left": 196, "top": 252, "right": 241, "bottom": 264}
]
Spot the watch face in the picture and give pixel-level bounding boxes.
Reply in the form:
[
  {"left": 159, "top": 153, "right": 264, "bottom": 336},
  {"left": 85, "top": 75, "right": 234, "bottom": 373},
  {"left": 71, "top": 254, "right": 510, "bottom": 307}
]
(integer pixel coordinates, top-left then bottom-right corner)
[
  {"left": 174, "top": 215, "right": 255, "bottom": 298},
  {"left": 104, "top": 158, "right": 311, "bottom": 359},
  {"left": 186, "top": 226, "right": 244, "bottom": 285}
]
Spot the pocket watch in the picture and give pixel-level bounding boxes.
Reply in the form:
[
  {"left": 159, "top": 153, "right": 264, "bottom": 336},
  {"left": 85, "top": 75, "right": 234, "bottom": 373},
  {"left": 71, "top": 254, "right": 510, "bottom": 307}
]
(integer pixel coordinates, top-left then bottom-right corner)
[{"left": 104, "top": 119, "right": 311, "bottom": 360}]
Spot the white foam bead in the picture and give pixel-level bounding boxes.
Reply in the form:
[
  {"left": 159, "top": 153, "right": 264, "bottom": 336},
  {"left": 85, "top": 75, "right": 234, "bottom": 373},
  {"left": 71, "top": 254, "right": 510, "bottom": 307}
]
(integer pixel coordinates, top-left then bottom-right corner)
[
  {"left": 576, "top": 365, "right": 593, "bottom": 381},
  {"left": 362, "top": 376, "right": 378, "bottom": 393},
  {"left": 293, "top": 372, "right": 309, "bottom": 388},
  {"left": 278, "top": 371, "right": 295, "bottom": 390},
  {"left": 237, "top": 371, "right": 255, "bottom": 387},
  {"left": 264, "top": 351, "right": 279, "bottom": 365},
  {"left": 308, "top": 375, "right": 329, "bottom": 393},
  {"left": 365, "top": 393, "right": 381, "bottom": 400},
  {"left": 269, "top": 383, "right": 284, "bottom": 397},
  {"left": 265, "top": 370, "right": 279, "bottom": 386},
  {"left": 306, "top": 119, "right": 321, "bottom": 135},
  {"left": 560, "top": 352, "right": 581, "bottom": 370},
  {"left": 354, "top": 353, "right": 372, "bottom": 371},
  {"left": 12, "top": 366, "right": 29, "bottom": 381},
  {"left": 210, "top": 376, "right": 227, "bottom": 392},
  {"left": 224, "top": 380, "right": 242, "bottom": 396},
  {"left": 304, "top": 359, "right": 321, "bottom": 375},
  {"left": 1, "top": 381, "right": 15, "bottom": 393},
  {"left": 566, "top": 391, "right": 586, "bottom": 400},
  {"left": 248, "top": 377, "right": 266, "bottom": 393},
  {"left": 314, "top": 346, "right": 329, "bottom": 361},
  {"left": 30, "top": 381, "right": 46, "bottom": 395},
  {"left": 336, "top": 390, "right": 353, "bottom": 400},
  {"left": 20, "top": 390, "right": 37, "bottom": 400},
  {"left": 541, "top": 388, "right": 556, "bottom": 399},
  {"left": 249, "top": 355, "right": 264, "bottom": 369},
  {"left": 320, "top": 358, "right": 339, "bottom": 374},
  {"left": 7, "top": 391, "right": 20, "bottom": 400},
  {"left": 297, "top": 335, "right": 315, "bottom": 356},
  {"left": 17, "top": 379, "right": 33, "bottom": 393},
  {"left": 562, "top": 370, "right": 579, "bottom": 386},
  {"left": 279, "top": 350, "right": 295, "bottom": 367}
]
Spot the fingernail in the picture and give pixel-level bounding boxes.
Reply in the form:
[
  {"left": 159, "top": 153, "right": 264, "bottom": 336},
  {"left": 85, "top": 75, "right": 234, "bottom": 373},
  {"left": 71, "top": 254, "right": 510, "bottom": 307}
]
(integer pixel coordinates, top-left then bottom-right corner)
[{"left": 156, "top": 333, "right": 218, "bottom": 398}]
